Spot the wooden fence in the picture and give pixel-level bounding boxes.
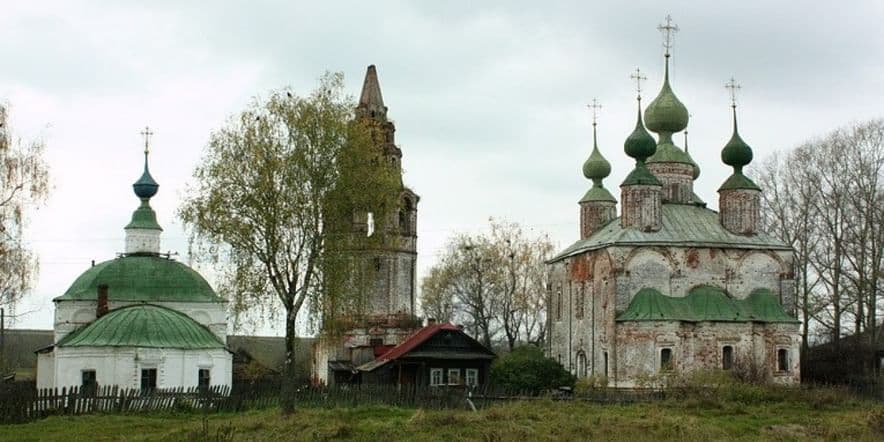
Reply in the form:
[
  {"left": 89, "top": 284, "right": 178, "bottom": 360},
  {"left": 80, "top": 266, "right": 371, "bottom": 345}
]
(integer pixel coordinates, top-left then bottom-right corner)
[{"left": 0, "top": 383, "right": 667, "bottom": 425}]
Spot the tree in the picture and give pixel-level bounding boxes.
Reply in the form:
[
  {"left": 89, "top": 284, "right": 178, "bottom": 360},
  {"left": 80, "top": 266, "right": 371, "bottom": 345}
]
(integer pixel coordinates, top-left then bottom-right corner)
[
  {"left": 420, "top": 219, "right": 553, "bottom": 350},
  {"left": 0, "top": 103, "right": 49, "bottom": 310},
  {"left": 489, "top": 345, "right": 575, "bottom": 392},
  {"left": 179, "top": 73, "right": 398, "bottom": 410}
]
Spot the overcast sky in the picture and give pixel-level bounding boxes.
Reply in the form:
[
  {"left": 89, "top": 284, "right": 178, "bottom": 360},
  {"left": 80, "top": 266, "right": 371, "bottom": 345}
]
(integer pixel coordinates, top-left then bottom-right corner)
[{"left": 4, "top": 1, "right": 883, "bottom": 334}]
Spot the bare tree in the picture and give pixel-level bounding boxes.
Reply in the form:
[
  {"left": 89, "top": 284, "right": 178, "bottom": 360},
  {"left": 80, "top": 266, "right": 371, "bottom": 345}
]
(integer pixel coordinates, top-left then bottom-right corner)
[{"left": 0, "top": 104, "right": 49, "bottom": 310}]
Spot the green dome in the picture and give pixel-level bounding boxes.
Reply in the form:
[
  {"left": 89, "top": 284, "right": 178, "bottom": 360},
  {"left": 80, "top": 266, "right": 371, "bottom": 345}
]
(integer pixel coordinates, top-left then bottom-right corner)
[
  {"left": 644, "top": 59, "right": 689, "bottom": 135},
  {"left": 57, "top": 304, "right": 225, "bottom": 349},
  {"left": 624, "top": 104, "right": 657, "bottom": 161},
  {"left": 55, "top": 255, "right": 222, "bottom": 303},
  {"left": 721, "top": 111, "right": 753, "bottom": 170},
  {"left": 583, "top": 126, "right": 612, "bottom": 180}
]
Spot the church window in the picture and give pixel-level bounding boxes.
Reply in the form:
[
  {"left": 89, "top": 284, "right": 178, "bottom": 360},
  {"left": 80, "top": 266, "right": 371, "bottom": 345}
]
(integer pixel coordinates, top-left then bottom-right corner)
[
  {"left": 465, "top": 369, "right": 479, "bottom": 387},
  {"left": 555, "top": 286, "right": 563, "bottom": 321},
  {"left": 141, "top": 368, "right": 158, "bottom": 390},
  {"left": 722, "top": 346, "right": 734, "bottom": 370},
  {"left": 430, "top": 368, "right": 443, "bottom": 386},
  {"left": 198, "top": 369, "right": 211, "bottom": 390},
  {"left": 660, "top": 348, "right": 673, "bottom": 371},
  {"left": 399, "top": 209, "right": 408, "bottom": 233},
  {"left": 575, "top": 285, "right": 585, "bottom": 319},
  {"left": 81, "top": 370, "right": 97, "bottom": 394},
  {"left": 448, "top": 368, "right": 461, "bottom": 385},
  {"left": 603, "top": 352, "right": 609, "bottom": 376},
  {"left": 576, "top": 352, "right": 587, "bottom": 377},
  {"left": 777, "top": 349, "right": 789, "bottom": 372}
]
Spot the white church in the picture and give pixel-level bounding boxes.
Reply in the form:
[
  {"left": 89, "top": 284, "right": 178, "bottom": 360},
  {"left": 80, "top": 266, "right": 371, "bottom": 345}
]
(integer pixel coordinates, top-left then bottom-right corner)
[{"left": 36, "top": 133, "right": 231, "bottom": 391}]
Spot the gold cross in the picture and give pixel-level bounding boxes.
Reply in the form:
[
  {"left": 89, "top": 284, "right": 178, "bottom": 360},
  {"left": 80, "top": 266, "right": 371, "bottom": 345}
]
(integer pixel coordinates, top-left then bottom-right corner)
[
  {"left": 630, "top": 67, "right": 647, "bottom": 98},
  {"left": 725, "top": 77, "right": 741, "bottom": 107},
  {"left": 658, "top": 14, "right": 679, "bottom": 56},
  {"left": 587, "top": 98, "right": 602, "bottom": 126},
  {"left": 140, "top": 126, "right": 154, "bottom": 155}
]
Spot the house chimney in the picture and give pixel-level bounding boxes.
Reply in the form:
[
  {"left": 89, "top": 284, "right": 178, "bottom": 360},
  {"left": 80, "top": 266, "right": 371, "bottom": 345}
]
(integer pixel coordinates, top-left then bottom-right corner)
[{"left": 97, "top": 284, "right": 109, "bottom": 318}]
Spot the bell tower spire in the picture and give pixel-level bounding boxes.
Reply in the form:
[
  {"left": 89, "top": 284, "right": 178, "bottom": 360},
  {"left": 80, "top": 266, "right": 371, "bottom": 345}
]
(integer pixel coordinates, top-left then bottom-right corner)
[{"left": 579, "top": 98, "right": 616, "bottom": 239}]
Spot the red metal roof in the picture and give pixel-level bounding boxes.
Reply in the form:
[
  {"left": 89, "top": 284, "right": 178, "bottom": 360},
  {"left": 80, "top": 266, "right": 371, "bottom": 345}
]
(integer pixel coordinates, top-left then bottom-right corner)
[{"left": 357, "top": 323, "right": 461, "bottom": 372}]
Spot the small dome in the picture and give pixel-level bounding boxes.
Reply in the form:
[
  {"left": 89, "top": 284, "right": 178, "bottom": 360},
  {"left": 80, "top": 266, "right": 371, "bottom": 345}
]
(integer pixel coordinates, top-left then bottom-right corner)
[
  {"left": 55, "top": 255, "right": 222, "bottom": 303},
  {"left": 721, "top": 129, "right": 753, "bottom": 170},
  {"left": 583, "top": 145, "right": 611, "bottom": 180},
  {"left": 644, "top": 60, "right": 689, "bottom": 135},
  {"left": 56, "top": 304, "right": 224, "bottom": 349},
  {"left": 624, "top": 107, "right": 657, "bottom": 161},
  {"left": 133, "top": 168, "right": 159, "bottom": 199}
]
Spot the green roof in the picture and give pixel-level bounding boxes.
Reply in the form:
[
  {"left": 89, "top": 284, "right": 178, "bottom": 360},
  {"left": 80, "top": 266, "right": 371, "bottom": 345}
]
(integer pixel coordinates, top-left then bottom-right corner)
[
  {"left": 551, "top": 203, "right": 789, "bottom": 262},
  {"left": 55, "top": 255, "right": 223, "bottom": 303},
  {"left": 580, "top": 185, "right": 616, "bottom": 203},
  {"left": 719, "top": 172, "right": 761, "bottom": 191},
  {"left": 647, "top": 141, "right": 694, "bottom": 165},
  {"left": 125, "top": 200, "right": 162, "bottom": 231},
  {"left": 616, "top": 286, "right": 798, "bottom": 323},
  {"left": 621, "top": 163, "right": 662, "bottom": 187},
  {"left": 57, "top": 304, "right": 226, "bottom": 349}
]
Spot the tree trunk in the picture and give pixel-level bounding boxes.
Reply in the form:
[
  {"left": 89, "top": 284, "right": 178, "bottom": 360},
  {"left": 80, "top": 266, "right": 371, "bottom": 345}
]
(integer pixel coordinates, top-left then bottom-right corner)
[{"left": 281, "top": 305, "right": 297, "bottom": 413}]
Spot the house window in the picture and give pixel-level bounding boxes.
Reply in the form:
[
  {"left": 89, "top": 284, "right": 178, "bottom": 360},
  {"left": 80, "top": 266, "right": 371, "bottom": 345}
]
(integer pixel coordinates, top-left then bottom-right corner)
[
  {"left": 81, "top": 370, "right": 97, "bottom": 394},
  {"left": 777, "top": 349, "right": 789, "bottom": 372},
  {"left": 465, "top": 369, "right": 479, "bottom": 387},
  {"left": 430, "top": 368, "right": 443, "bottom": 386},
  {"left": 660, "top": 348, "right": 673, "bottom": 371},
  {"left": 369, "top": 338, "right": 384, "bottom": 347},
  {"left": 448, "top": 368, "right": 461, "bottom": 385},
  {"left": 198, "top": 369, "right": 211, "bottom": 389},
  {"left": 141, "top": 368, "right": 157, "bottom": 390},
  {"left": 722, "top": 346, "right": 734, "bottom": 370}
]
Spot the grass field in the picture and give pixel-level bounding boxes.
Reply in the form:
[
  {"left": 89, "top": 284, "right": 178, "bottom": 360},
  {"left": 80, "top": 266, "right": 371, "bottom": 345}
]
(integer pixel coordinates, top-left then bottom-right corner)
[{"left": 2, "top": 392, "right": 883, "bottom": 442}]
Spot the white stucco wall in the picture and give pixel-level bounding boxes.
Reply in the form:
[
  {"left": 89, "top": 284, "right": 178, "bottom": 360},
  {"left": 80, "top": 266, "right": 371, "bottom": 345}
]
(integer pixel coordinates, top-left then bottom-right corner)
[{"left": 37, "top": 346, "right": 232, "bottom": 390}]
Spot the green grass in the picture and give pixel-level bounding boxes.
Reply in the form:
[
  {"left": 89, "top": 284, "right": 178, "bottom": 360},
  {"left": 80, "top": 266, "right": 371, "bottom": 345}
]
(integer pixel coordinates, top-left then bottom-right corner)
[{"left": 1, "top": 396, "right": 882, "bottom": 441}]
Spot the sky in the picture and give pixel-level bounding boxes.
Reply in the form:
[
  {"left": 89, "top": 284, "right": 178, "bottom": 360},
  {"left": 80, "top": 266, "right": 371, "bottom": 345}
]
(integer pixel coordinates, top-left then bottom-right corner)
[{"left": 3, "top": 1, "right": 883, "bottom": 334}]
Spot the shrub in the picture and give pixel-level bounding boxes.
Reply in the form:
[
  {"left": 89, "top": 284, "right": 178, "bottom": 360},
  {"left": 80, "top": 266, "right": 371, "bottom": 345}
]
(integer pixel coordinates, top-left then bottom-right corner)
[
  {"left": 574, "top": 374, "right": 608, "bottom": 395},
  {"left": 490, "top": 345, "right": 575, "bottom": 393}
]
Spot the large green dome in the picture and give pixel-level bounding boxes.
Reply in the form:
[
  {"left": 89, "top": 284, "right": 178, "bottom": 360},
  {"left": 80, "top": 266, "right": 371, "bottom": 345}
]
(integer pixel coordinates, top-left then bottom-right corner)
[
  {"left": 644, "top": 59, "right": 689, "bottom": 135},
  {"left": 56, "top": 304, "right": 225, "bottom": 349},
  {"left": 55, "top": 255, "right": 222, "bottom": 303}
]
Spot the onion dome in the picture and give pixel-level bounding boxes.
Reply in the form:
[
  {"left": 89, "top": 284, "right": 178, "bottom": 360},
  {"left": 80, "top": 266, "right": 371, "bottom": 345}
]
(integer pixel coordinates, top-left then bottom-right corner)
[
  {"left": 581, "top": 121, "right": 616, "bottom": 203},
  {"left": 719, "top": 103, "right": 760, "bottom": 191},
  {"left": 622, "top": 97, "right": 662, "bottom": 187},
  {"left": 644, "top": 56, "right": 689, "bottom": 135},
  {"left": 133, "top": 148, "right": 159, "bottom": 199}
]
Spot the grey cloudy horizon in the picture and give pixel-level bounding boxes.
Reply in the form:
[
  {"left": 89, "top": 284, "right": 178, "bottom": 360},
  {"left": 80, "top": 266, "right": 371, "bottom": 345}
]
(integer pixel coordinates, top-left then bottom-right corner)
[{"left": 3, "top": 1, "right": 883, "bottom": 334}]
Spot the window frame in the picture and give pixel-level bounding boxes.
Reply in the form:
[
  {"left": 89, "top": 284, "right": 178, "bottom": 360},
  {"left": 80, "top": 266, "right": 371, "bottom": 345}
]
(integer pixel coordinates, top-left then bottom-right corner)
[
  {"left": 140, "top": 368, "right": 158, "bottom": 391},
  {"left": 722, "top": 345, "right": 734, "bottom": 370},
  {"left": 465, "top": 368, "right": 479, "bottom": 387},
  {"left": 198, "top": 368, "right": 211, "bottom": 389},
  {"left": 429, "top": 368, "right": 443, "bottom": 386},
  {"left": 447, "top": 368, "right": 461, "bottom": 386},
  {"left": 660, "top": 348, "right": 674, "bottom": 372},
  {"left": 81, "top": 369, "right": 97, "bottom": 394},
  {"left": 777, "top": 348, "right": 790, "bottom": 373}
]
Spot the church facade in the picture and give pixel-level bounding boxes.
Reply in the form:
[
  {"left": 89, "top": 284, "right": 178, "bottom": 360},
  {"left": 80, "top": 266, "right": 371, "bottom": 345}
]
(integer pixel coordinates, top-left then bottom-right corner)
[
  {"left": 37, "top": 138, "right": 231, "bottom": 391},
  {"left": 547, "top": 20, "right": 800, "bottom": 387},
  {"left": 313, "top": 66, "right": 421, "bottom": 385}
]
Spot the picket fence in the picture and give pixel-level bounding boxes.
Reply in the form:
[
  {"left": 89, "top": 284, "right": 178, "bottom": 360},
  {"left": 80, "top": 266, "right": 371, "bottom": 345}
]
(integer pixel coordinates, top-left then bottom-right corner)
[{"left": 0, "top": 383, "right": 666, "bottom": 424}]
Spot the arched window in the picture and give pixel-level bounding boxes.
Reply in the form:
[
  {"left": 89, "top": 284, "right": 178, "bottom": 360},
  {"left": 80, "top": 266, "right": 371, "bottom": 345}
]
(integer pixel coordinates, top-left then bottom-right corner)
[
  {"left": 722, "top": 346, "right": 734, "bottom": 370},
  {"left": 576, "top": 352, "right": 587, "bottom": 378},
  {"left": 660, "top": 348, "right": 673, "bottom": 371},
  {"left": 777, "top": 349, "right": 789, "bottom": 372}
]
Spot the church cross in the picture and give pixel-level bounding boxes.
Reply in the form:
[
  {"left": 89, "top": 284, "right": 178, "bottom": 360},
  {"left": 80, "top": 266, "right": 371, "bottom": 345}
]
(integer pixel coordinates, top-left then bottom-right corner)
[
  {"left": 140, "top": 126, "right": 154, "bottom": 155},
  {"left": 630, "top": 67, "right": 647, "bottom": 98},
  {"left": 587, "top": 98, "right": 602, "bottom": 126},
  {"left": 657, "top": 14, "right": 679, "bottom": 56},
  {"left": 725, "top": 77, "right": 741, "bottom": 107}
]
